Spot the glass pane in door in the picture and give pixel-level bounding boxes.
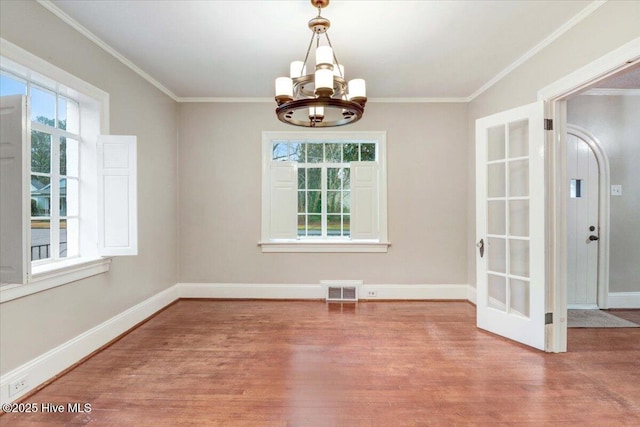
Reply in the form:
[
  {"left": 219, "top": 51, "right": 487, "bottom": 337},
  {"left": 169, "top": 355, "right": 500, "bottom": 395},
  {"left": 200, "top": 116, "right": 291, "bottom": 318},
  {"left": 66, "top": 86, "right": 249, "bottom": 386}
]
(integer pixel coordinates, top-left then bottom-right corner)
[
  {"left": 509, "top": 278, "right": 530, "bottom": 317},
  {"left": 509, "top": 200, "right": 529, "bottom": 237},
  {"left": 509, "top": 160, "right": 529, "bottom": 197},
  {"left": 488, "top": 200, "right": 505, "bottom": 235},
  {"left": 488, "top": 163, "right": 505, "bottom": 198},
  {"left": 488, "top": 125, "right": 505, "bottom": 161},
  {"left": 508, "top": 120, "right": 528, "bottom": 158},
  {"left": 488, "top": 274, "right": 507, "bottom": 311},
  {"left": 510, "top": 239, "right": 530, "bottom": 278},
  {"left": 488, "top": 237, "right": 506, "bottom": 273}
]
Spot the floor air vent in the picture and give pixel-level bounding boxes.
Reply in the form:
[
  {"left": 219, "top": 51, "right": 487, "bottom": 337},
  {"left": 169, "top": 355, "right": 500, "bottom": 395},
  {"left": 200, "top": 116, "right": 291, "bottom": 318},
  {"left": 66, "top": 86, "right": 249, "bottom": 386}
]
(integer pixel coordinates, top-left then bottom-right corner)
[{"left": 326, "top": 285, "right": 358, "bottom": 302}]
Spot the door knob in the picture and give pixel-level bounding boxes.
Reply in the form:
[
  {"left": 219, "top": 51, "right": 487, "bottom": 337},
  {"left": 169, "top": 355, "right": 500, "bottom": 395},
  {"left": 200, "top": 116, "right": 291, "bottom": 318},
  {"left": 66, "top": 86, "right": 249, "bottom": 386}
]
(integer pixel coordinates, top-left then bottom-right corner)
[
  {"left": 588, "top": 235, "right": 599, "bottom": 241},
  {"left": 477, "top": 238, "right": 485, "bottom": 258}
]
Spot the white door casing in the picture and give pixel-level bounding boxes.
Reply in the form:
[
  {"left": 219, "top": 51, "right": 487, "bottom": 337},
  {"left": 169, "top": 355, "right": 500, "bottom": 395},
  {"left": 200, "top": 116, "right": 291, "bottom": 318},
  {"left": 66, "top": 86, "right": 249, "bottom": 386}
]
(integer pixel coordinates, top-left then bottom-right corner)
[
  {"left": 0, "top": 95, "right": 28, "bottom": 285},
  {"left": 566, "top": 130, "right": 599, "bottom": 308},
  {"left": 476, "top": 101, "right": 546, "bottom": 351}
]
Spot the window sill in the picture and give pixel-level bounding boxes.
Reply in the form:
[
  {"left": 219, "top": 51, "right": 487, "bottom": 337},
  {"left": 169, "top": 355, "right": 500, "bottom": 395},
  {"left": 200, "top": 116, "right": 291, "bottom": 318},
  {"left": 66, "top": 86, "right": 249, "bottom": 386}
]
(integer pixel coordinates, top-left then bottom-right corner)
[
  {"left": 258, "top": 240, "right": 391, "bottom": 253},
  {"left": 0, "top": 257, "right": 111, "bottom": 303}
]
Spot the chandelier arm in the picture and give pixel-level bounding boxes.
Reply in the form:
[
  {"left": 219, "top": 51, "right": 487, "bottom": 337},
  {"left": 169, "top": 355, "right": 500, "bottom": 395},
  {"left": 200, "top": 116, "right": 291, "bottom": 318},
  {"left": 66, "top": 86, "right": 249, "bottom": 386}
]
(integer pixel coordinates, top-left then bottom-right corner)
[
  {"left": 324, "top": 32, "right": 344, "bottom": 79},
  {"left": 301, "top": 30, "right": 317, "bottom": 76}
]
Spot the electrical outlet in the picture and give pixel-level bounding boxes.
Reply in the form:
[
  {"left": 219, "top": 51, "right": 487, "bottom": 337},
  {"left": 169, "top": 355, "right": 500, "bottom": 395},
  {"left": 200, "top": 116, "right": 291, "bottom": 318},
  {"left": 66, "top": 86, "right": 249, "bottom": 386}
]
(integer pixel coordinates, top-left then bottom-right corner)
[
  {"left": 366, "top": 289, "right": 377, "bottom": 297},
  {"left": 9, "top": 376, "right": 29, "bottom": 397}
]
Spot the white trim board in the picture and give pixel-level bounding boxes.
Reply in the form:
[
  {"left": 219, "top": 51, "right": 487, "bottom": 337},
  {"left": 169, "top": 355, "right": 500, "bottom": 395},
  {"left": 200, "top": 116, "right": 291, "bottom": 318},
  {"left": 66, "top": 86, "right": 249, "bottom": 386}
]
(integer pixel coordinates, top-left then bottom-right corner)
[
  {"left": 1, "top": 282, "right": 471, "bottom": 404},
  {"left": 0, "top": 285, "right": 180, "bottom": 404},
  {"left": 608, "top": 292, "right": 640, "bottom": 309},
  {"left": 179, "top": 283, "right": 471, "bottom": 301},
  {"left": 582, "top": 88, "right": 640, "bottom": 96}
]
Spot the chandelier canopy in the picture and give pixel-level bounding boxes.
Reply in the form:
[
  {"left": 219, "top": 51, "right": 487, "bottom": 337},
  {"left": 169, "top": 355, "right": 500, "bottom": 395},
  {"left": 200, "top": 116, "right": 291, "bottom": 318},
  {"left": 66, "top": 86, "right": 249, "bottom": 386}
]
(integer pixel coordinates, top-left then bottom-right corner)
[{"left": 274, "top": 0, "right": 367, "bottom": 127}]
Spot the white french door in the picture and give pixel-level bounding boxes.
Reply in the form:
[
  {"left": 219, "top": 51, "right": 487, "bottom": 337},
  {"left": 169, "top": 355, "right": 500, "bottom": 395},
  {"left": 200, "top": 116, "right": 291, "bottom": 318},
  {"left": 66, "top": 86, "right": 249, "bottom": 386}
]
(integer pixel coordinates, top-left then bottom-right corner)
[{"left": 476, "top": 102, "right": 546, "bottom": 351}]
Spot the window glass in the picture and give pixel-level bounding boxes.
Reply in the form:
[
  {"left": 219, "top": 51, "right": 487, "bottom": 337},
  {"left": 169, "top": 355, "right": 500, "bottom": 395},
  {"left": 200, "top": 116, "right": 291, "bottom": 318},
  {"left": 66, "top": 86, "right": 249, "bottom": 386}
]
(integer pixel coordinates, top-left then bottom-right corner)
[
  {"left": 272, "top": 141, "right": 288, "bottom": 161},
  {"left": 31, "top": 131, "right": 52, "bottom": 174},
  {"left": 60, "top": 178, "right": 79, "bottom": 217},
  {"left": 31, "top": 175, "right": 51, "bottom": 216},
  {"left": 343, "top": 143, "right": 359, "bottom": 162},
  {"left": 361, "top": 143, "right": 376, "bottom": 161},
  {"left": 308, "top": 215, "right": 321, "bottom": 236},
  {"left": 325, "top": 143, "right": 342, "bottom": 162},
  {"left": 307, "top": 143, "right": 323, "bottom": 163},
  {"left": 307, "top": 168, "right": 321, "bottom": 190},
  {"left": 30, "top": 85, "right": 56, "bottom": 126},
  {"left": 289, "top": 142, "right": 304, "bottom": 162},
  {"left": 61, "top": 137, "right": 79, "bottom": 177},
  {"left": 58, "top": 96, "right": 80, "bottom": 134},
  {"left": 307, "top": 191, "right": 321, "bottom": 213},
  {"left": 60, "top": 218, "right": 79, "bottom": 259},
  {"left": 0, "top": 72, "right": 27, "bottom": 96},
  {"left": 31, "top": 219, "right": 51, "bottom": 261},
  {"left": 327, "top": 191, "right": 342, "bottom": 213}
]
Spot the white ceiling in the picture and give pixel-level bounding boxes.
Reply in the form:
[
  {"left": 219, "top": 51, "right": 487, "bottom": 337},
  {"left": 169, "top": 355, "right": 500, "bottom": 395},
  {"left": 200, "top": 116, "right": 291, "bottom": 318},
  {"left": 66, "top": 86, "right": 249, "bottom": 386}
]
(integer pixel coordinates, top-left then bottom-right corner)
[{"left": 48, "top": 0, "right": 600, "bottom": 100}]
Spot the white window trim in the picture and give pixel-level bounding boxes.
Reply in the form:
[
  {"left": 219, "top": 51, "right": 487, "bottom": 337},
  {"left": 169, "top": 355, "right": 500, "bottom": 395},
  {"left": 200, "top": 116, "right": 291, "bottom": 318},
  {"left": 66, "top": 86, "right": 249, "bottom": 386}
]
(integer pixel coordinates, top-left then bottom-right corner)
[
  {"left": 260, "top": 130, "right": 389, "bottom": 253},
  {"left": 1, "top": 257, "right": 111, "bottom": 303},
  {"left": 0, "top": 38, "right": 112, "bottom": 301}
]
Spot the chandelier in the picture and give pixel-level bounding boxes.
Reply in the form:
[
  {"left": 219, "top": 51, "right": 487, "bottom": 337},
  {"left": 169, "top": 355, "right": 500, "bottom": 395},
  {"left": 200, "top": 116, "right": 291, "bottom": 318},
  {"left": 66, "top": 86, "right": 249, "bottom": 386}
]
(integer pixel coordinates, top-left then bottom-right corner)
[{"left": 274, "top": 0, "right": 367, "bottom": 127}]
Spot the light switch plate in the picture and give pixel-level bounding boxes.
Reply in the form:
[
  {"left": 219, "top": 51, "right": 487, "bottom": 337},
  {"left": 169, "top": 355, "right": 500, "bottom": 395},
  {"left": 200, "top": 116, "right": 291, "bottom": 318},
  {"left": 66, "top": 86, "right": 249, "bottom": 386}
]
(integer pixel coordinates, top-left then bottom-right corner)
[{"left": 611, "top": 185, "right": 622, "bottom": 196}]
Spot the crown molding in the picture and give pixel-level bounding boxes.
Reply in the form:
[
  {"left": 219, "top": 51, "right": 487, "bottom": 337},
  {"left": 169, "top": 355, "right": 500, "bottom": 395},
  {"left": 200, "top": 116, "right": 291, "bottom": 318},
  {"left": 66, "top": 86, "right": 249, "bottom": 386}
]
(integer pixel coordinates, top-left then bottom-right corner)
[
  {"left": 467, "top": 0, "right": 608, "bottom": 101},
  {"left": 36, "top": 0, "right": 179, "bottom": 102},
  {"left": 175, "top": 97, "right": 470, "bottom": 103},
  {"left": 176, "top": 97, "right": 272, "bottom": 103},
  {"left": 368, "top": 97, "right": 470, "bottom": 103}
]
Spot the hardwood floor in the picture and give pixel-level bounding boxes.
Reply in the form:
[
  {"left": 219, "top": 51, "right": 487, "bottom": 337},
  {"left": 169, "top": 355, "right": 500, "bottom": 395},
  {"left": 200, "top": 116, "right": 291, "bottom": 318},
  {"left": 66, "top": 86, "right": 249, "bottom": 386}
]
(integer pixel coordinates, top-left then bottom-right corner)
[
  {"left": 608, "top": 309, "right": 640, "bottom": 325},
  {"left": 2, "top": 300, "right": 640, "bottom": 426}
]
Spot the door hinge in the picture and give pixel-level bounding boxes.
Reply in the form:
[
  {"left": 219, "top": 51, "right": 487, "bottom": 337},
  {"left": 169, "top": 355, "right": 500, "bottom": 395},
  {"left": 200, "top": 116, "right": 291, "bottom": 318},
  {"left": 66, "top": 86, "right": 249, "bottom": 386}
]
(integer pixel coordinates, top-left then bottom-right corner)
[
  {"left": 545, "top": 312, "right": 553, "bottom": 325},
  {"left": 544, "top": 119, "right": 553, "bottom": 130}
]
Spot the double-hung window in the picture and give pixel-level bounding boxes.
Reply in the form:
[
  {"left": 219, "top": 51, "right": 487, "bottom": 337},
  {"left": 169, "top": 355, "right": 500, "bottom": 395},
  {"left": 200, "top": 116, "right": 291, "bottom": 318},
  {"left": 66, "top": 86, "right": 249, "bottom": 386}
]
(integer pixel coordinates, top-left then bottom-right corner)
[
  {"left": 0, "top": 39, "right": 137, "bottom": 301},
  {"left": 25, "top": 82, "right": 81, "bottom": 263},
  {"left": 261, "top": 131, "right": 389, "bottom": 253}
]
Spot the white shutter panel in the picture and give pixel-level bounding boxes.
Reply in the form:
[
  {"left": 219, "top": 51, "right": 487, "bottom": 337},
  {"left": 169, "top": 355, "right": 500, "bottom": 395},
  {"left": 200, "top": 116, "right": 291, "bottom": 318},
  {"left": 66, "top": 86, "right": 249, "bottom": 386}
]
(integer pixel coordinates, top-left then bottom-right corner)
[
  {"left": 97, "top": 135, "right": 137, "bottom": 256},
  {"left": 269, "top": 161, "right": 297, "bottom": 239},
  {"left": 351, "top": 161, "right": 379, "bottom": 240},
  {"left": 0, "top": 95, "right": 28, "bottom": 284}
]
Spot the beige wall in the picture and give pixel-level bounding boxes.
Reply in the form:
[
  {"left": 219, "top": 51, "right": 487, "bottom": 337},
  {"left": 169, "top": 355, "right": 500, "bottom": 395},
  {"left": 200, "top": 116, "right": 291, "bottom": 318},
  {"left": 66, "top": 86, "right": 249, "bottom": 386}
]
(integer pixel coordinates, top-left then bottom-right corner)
[
  {"left": 567, "top": 95, "right": 640, "bottom": 293},
  {"left": 467, "top": 0, "right": 640, "bottom": 287},
  {"left": 0, "top": 1, "right": 178, "bottom": 374},
  {"left": 178, "top": 102, "right": 469, "bottom": 285}
]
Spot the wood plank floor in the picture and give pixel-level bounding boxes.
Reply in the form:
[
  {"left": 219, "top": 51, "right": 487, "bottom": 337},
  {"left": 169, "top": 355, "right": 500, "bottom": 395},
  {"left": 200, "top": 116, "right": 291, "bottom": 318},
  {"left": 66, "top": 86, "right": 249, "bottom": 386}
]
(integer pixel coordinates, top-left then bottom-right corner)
[{"left": 2, "top": 300, "right": 640, "bottom": 426}]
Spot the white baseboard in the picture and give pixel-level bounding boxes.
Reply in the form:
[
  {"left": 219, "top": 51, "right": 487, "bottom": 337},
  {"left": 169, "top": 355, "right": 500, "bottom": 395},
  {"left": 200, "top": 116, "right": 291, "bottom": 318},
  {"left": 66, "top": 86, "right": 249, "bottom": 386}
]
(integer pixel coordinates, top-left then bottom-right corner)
[
  {"left": 467, "top": 285, "right": 477, "bottom": 305},
  {"left": 179, "top": 283, "right": 325, "bottom": 299},
  {"left": 567, "top": 304, "right": 599, "bottom": 310},
  {"left": 179, "top": 282, "right": 471, "bottom": 301},
  {"left": 360, "top": 284, "right": 470, "bottom": 300},
  {"left": 608, "top": 292, "right": 640, "bottom": 309},
  {"left": 1, "top": 282, "right": 472, "bottom": 404},
  {"left": 0, "top": 284, "right": 180, "bottom": 404}
]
